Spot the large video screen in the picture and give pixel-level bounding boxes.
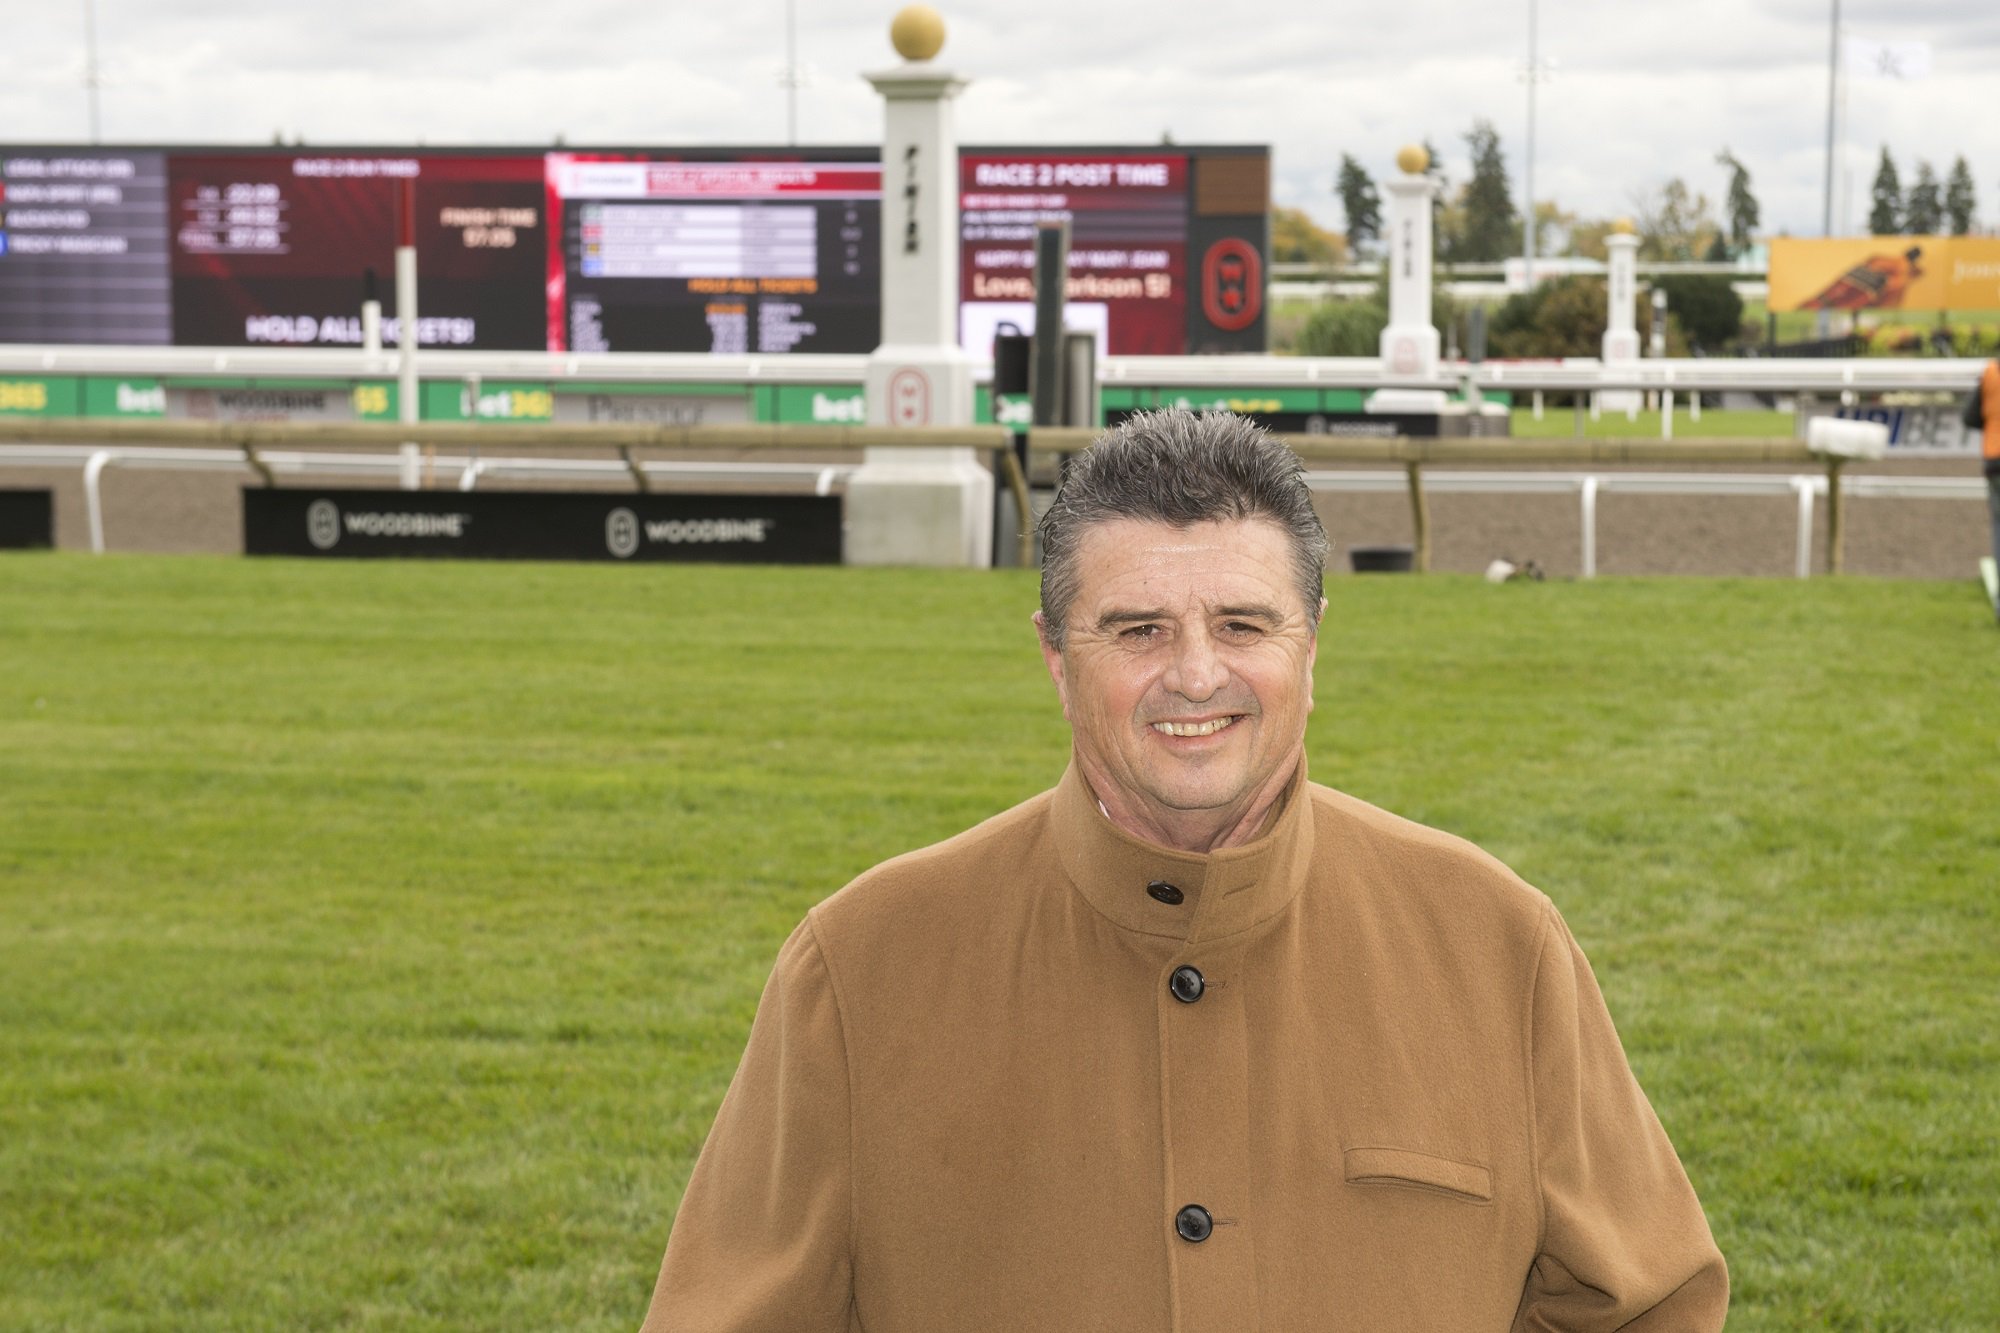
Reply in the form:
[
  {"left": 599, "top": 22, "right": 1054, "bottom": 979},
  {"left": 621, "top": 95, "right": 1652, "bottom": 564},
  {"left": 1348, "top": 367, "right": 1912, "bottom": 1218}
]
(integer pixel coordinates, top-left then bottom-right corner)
[
  {"left": 168, "top": 153, "right": 547, "bottom": 349},
  {"left": 547, "top": 156, "right": 880, "bottom": 353},
  {"left": 0, "top": 150, "right": 172, "bottom": 344},
  {"left": 960, "top": 152, "right": 1188, "bottom": 357},
  {"left": 0, "top": 144, "right": 1265, "bottom": 355}
]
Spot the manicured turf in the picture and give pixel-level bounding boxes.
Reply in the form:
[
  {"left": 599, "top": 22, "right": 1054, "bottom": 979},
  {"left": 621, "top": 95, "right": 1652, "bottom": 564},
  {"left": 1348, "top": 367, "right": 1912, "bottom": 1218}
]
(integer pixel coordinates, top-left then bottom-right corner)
[
  {"left": 1510, "top": 405, "right": 1794, "bottom": 438},
  {"left": 3, "top": 554, "right": 1996, "bottom": 1330}
]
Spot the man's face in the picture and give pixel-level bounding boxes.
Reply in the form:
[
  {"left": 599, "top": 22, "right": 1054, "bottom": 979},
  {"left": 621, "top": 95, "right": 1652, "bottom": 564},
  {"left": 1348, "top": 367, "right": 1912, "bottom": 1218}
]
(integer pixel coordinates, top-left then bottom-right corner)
[{"left": 1037, "top": 517, "right": 1322, "bottom": 851}]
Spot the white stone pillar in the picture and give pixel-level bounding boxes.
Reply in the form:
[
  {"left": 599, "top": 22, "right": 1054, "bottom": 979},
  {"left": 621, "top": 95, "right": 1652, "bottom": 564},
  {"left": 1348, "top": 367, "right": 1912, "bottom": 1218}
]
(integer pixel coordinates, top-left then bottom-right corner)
[
  {"left": 1600, "top": 222, "right": 1641, "bottom": 416},
  {"left": 1369, "top": 144, "right": 1447, "bottom": 414},
  {"left": 846, "top": 6, "right": 993, "bottom": 567}
]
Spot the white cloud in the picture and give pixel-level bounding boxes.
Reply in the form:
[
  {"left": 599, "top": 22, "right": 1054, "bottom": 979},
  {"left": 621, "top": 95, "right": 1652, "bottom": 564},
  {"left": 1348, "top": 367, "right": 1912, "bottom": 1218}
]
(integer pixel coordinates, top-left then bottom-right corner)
[{"left": 2, "top": 0, "right": 1995, "bottom": 238}]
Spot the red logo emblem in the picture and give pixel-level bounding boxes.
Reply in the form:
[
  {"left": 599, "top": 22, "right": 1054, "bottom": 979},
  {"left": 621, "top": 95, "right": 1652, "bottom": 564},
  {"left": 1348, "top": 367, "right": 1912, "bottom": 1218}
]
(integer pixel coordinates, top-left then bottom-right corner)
[
  {"left": 1201, "top": 239, "right": 1263, "bottom": 333},
  {"left": 888, "top": 368, "right": 931, "bottom": 426}
]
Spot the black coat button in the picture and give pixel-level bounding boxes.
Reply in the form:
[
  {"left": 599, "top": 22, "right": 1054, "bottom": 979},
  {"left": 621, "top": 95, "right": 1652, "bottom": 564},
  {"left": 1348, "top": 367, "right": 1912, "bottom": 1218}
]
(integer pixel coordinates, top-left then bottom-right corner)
[
  {"left": 1169, "top": 965, "right": 1205, "bottom": 1003},
  {"left": 1146, "top": 880, "right": 1184, "bottom": 905},
  {"left": 1175, "top": 1204, "right": 1213, "bottom": 1243}
]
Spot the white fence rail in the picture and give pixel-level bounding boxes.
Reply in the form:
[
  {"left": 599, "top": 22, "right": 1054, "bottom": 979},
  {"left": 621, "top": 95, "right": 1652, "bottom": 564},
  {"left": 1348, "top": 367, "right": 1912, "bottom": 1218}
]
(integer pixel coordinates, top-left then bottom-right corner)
[
  {"left": 1301, "top": 469, "right": 1983, "bottom": 579},
  {"left": 4, "top": 442, "right": 1981, "bottom": 576},
  {"left": 0, "top": 445, "right": 853, "bottom": 555},
  {"left": 0, "top": 344, "right": 1986, "bottom": 397}
]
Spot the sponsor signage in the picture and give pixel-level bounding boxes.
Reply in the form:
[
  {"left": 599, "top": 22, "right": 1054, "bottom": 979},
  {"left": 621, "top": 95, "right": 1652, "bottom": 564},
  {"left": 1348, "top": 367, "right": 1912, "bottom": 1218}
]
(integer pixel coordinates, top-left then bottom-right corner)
[
  {"left": 0, "top": 376, "right": 81, "bottom": 415},
  {"left": 170, "top": 384, "right": 351, "bottom": 421},
  {"left": 774, "top": 384, "right": 867, "bottom": 424},
  {"left": 1805, "top": 402, "right": 1974, "bottom": 453},
  {"left": 81, "top": 378, "right": 167, "bottom": 416},
  {"left": 244, "top": 488, "right": 841, "bottom": 563},
  {"left": 551, "top": 388, "right": 748, "bottom": 426},
  {"left": 0, "top": 488, "right": 55, "bottom": 547},
  {"left": 1768, "top": 236, "right": 2000, "bottom": 312}
]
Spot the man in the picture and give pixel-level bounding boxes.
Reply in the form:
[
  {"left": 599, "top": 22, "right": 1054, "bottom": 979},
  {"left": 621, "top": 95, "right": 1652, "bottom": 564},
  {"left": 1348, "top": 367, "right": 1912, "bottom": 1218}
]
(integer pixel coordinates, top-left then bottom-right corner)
[
  {"left": 640, "top": 410, "right": 1726, "bottom": 1330},
  {"left": 1976, "top": 356, "right": 2000, "bottom": 612}
]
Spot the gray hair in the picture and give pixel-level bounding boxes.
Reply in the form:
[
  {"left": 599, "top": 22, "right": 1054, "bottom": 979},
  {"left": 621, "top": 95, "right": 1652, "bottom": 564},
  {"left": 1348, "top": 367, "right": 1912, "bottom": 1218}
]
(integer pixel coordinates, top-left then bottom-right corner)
[{"left": 1037, "top": 409, "right": 1328, "bottom": 648}]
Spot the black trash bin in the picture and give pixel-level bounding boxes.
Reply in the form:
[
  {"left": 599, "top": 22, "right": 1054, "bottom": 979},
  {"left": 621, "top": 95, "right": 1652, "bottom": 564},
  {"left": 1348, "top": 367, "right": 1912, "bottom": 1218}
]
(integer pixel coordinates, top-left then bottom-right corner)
[{"left": 1349, "top": 545, "right": 1415, "bottom": 574}]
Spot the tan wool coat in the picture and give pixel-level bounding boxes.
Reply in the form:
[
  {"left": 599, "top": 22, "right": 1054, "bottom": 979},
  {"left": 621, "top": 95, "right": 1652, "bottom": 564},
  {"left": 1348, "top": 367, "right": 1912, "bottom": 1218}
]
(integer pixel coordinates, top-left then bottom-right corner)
[{"left": 640, "top": 760, "right": 1727, "bottom": 1331}]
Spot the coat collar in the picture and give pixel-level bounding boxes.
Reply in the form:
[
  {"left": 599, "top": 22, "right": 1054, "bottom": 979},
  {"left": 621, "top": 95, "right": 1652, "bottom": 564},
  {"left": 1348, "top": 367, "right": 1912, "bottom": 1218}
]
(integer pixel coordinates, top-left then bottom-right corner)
[{"left": 1050, "top": 756, "right": 1316, "bottom": 947}]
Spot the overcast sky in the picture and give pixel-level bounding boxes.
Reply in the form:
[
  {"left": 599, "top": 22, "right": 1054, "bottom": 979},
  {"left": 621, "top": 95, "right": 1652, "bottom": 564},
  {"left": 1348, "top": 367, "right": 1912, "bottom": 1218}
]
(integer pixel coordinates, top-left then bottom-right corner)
[{"left": 6, "top": 0, "right": 1995, "bottom": 242}]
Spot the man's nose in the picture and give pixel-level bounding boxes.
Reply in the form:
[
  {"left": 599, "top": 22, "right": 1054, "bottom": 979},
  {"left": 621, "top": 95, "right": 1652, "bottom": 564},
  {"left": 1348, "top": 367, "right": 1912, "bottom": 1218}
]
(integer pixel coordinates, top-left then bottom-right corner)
[{"left": 1166, "top": 627, "right": 1225, "bottom": 701}]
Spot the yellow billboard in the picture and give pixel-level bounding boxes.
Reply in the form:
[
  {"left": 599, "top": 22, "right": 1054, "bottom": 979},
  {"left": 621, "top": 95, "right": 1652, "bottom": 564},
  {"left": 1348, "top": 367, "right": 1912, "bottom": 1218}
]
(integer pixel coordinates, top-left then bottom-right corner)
[{"left": 1769, "top": 237, "right": 2000, "bottom": 312}]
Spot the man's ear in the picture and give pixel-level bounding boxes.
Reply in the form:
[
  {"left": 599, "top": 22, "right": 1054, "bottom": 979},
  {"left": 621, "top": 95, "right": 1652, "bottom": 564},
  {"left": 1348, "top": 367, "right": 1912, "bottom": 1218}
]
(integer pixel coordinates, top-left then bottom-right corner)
[
  {"left": 1306, "top": 597, "right": 1326, "bottom": 713},
  {"left": 1032, "top": 611, "right": 1068, "bottom": 707}
]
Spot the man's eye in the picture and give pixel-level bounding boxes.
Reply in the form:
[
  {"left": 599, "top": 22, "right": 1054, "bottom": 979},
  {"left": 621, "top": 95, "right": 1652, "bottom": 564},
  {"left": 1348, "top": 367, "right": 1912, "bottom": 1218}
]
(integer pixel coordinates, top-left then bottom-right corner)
[
  {"left": 1222, "top": 621, "right": 1264, "bottom": 637},
  {"left": 1122, "top": 624, "right": 1161, "bottom": 640}
]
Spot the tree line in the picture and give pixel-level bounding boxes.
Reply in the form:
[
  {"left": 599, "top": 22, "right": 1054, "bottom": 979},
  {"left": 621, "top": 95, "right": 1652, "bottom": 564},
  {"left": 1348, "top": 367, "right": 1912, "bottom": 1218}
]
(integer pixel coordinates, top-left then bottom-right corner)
[
  {"left": 1868, "top": 150, "right": 1978, "bottom": 236},
  {"left": 1270, "top": 123, "right": 1988, "bottom": 271}
]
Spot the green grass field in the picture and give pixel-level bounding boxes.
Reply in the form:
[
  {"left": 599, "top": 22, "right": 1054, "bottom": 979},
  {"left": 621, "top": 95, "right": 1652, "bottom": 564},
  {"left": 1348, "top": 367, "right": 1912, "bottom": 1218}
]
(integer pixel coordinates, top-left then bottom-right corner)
[{"left": 4, "top": 555, "right": 1997, "bottom": 1330}]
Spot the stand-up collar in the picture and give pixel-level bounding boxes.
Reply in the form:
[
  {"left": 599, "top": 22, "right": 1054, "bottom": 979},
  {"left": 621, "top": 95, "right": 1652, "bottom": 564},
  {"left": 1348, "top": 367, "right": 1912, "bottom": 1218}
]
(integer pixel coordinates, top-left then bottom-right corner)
[{"left": 1051, "top": 756, "right": 1316, "bottom": 946}]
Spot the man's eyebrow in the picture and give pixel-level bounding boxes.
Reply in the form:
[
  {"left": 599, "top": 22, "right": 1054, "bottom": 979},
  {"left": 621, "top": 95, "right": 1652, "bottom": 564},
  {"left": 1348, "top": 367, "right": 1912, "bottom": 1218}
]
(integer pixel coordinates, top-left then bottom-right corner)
[
  {"left": 1094, "top": 609, "right": 1169, "bottom": 632},
  {"left": 1092, "top": 603, "right": 1288, "bottom": 633},
  {"left": 1214, "top": 603, "right": 1285, "bottom": 622}
]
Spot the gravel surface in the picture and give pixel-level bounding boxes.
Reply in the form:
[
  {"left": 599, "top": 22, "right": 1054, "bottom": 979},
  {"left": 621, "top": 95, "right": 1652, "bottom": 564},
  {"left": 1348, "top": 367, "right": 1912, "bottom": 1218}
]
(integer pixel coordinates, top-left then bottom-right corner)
[{"left": 3, "top": 452, "right": 1989, "bottom": 581}]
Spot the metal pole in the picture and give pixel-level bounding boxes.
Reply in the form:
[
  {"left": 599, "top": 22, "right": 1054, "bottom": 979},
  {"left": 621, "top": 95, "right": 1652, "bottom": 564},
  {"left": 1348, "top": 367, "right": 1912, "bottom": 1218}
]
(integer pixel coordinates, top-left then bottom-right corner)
[
  {"left": 1822, "top": 0, "right": 1840, "bottom": 237},
  {"left": 785, "top": 0, "right": 798, "bottom": 146},
  {"left": 82, "top": 0, "right": 102, "bottom": 142},
  {"left": 1405, "top": 462, "right": 1431, "bottom": 573},
  {"left": 396, "top": 180, "right": 421, "bottom": 490},
  {"left": 1523, "top": 0, "right": 1536, "bottom": 289},
  {"left": 1030, "top": 221, "right": 1070, "bottom": 429}
]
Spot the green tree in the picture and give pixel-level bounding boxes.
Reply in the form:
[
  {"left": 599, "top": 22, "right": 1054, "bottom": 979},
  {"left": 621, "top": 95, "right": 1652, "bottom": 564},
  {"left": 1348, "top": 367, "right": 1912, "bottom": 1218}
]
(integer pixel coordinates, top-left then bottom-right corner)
[
  {"left": 1631, "top": 178, "right": 1720, "bottom": 261},
  {"left": 1334, "top": 155, "right": 1382, "bottom": 256},
  {"left": 1294, "top": 299, "right": 1386, "bottom": 356},
  {"left": 1715, "top": 149, "right": 1760, "bottom": 257},
  {"left": 1270, "top": 207, "right": 1347, "bottom": 266},
  {"left": 1904, "top": 161, "right": 1943, "bottom": 235},
  {"left": 1945, "top": 156, "right": 1977, "bottom": 235},
  {"left": 1293, "top": 282, "right": 1459, "bottom": 358},
  {"left": 1868, "top": 148, "right": 1902, "bottom": 235},
  {"left": 1487, "top": 275, "right": 1687, "bottom": 359},
  {"left": 1444, "top": 120, "right": 1517, "bottom": 262},
  {"left": 1488, "top": 276, "right": 1607, "bottom": 358},
  {"left": 1648, "top": 275, "right": 1744, "bottom": 353}
]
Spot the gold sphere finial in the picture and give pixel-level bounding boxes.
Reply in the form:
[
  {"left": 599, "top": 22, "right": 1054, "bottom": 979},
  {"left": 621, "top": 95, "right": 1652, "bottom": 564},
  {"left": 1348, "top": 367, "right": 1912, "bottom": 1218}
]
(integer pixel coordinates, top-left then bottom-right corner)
[
  {"left": 1395, "top": 144, "right": 1429, "bottom": 175},
  {"left": 1611, "top": 217, "right": 1636, "bottom": 235},
  {"left": 890, "top": 5, "right": 947, "bottom": 61}
]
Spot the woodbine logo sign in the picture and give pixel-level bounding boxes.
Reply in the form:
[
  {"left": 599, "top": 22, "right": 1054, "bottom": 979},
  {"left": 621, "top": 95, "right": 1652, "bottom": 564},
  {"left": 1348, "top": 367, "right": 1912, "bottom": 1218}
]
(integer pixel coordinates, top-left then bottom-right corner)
[
  {"left": 246, "top": 489, "right": 839, "bottom": 564},
  {"left": 307, "top": 499, "right": 472, "bottom": 549}
]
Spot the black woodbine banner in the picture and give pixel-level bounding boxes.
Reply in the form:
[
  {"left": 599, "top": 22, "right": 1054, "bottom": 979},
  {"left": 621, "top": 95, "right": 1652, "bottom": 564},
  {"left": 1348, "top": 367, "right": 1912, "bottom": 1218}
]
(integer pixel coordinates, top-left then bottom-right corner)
[
  {"left": 0, "top": 489, "right": 55, "bottom": 548},
  {"left": 243, "top": 489, "right": 842, "bottom": 564}
]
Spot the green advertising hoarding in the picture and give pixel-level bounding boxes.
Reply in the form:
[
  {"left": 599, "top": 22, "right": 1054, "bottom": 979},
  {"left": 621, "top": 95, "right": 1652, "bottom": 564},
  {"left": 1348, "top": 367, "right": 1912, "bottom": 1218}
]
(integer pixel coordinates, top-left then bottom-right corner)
[{"left": 0, "top": 377, "right": 82, "bottom": 416}]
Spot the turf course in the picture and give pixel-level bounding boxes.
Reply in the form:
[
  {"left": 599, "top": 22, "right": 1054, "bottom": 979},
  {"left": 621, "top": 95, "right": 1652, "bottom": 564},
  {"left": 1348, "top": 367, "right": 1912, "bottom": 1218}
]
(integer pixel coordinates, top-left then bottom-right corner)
[{"left": 3, "top": 554, "right": 1996, "bottom": 1331}]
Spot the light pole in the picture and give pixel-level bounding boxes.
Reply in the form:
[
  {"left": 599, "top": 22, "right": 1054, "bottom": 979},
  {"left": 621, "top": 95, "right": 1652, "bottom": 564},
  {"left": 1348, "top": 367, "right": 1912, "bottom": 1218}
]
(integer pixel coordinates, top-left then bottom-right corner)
[
  {"left": 82, "top": 0, "right": 102, "bottom": 142},
  {"left": 1821, "top": 0, "right": 1840, "bottom": 238},
  {"left": 1524, "top": 0, "right": 1536, "bottom": 288},
  {"left": 1520, "top": 0, "right": 1554, "bottom": 289}
]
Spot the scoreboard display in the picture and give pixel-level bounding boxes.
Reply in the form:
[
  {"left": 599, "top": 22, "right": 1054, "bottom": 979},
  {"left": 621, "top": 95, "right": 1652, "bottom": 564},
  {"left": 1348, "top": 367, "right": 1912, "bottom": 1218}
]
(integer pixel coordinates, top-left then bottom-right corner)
[
  {"left": 1, "top": 144, "right": 1265, "bottom": 356},
  {"left": 548, "top": 155, "right": 880, "bottom": 353},
  {"left": 167, "top": 153, "right": 546, "bottom": 349}
]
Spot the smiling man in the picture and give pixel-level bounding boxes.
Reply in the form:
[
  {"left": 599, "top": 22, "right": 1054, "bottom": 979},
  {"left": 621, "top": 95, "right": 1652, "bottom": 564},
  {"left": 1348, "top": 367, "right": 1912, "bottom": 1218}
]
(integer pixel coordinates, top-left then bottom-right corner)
[{"left": 639, "top": 410, "right": 1726, "bottom": 1331}]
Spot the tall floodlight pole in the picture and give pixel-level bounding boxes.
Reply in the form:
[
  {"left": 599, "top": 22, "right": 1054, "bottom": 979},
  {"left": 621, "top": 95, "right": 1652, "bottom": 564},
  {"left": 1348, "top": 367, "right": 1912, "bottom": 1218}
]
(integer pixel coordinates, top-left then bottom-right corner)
[
  {"left": 82, "top": 0, "right": 102, "bottom": 142},
  {"left": 1822, "top": 0, "right": 1840, "bottom": 237},
  {"left": 1523, "top": 0, "right": 1537, "bottom": 288},
  {"left": 785, "top": 0, "right": 798, "bottom": 145}
]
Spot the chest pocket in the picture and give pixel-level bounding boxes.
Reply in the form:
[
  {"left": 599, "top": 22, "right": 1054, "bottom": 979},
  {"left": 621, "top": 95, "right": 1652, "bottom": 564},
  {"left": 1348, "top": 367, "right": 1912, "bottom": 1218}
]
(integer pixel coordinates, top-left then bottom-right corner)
[{"left": 1343, "top": 1146, "right": 1493, "bottom": 1205}]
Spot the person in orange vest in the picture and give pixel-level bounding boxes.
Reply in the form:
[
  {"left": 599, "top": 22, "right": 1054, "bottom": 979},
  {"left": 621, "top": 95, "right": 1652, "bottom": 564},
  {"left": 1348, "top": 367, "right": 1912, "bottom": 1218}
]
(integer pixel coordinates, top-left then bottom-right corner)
[{"left": 1973, "top": 358, "right": 2000, "bottom": 610}]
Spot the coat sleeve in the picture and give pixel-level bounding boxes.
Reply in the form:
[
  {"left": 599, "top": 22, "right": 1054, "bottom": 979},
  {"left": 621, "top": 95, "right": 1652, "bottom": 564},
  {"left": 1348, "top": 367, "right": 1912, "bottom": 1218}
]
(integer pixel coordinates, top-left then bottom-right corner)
[
  {"left": 1513, "top": 902, "right": 1728, "bottom": 1332},
  {"left": 639, "top": 917, "right": 855, "bottom": 1332}
]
